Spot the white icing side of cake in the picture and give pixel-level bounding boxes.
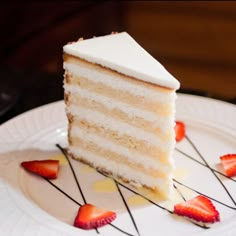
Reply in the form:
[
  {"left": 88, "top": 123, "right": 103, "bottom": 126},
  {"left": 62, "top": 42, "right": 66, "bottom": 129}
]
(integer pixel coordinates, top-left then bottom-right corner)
[
  {"left": 63, "top": 32, "right": 180, "bottom": 90},
  {"left": 70, "top": 126, "right": 174, "bottom": 171},
  {"left": 70, "top": 145, "right": 173, "bottom": 197},
  {"left": 63, "top": 63, "right": 176, "bottom": 103},
  {"left": 64, "top": 84, "right": 174, "bottom": 130},
  {"left": 67, "top": 105, "right": 174, "bottom": 150}
]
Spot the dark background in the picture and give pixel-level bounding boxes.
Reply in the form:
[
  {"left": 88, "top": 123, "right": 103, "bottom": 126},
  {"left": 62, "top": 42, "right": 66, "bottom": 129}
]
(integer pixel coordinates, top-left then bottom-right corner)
[{"left": 1, "top": 1, "right": 236, "bottom": 124}]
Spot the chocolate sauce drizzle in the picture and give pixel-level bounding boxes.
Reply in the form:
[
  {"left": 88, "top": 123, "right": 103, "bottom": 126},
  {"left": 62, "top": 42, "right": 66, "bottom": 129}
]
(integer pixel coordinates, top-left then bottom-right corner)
[
  {"left": 97, "top": 169, "right": 173, "bottom": 214},
  {"left": 57, "top": 145, "right": 87, "bottom": 203},
  {"left": 56, "top": 144, "right": 100, "bottom": 234},
  {"left": 97, "top": 170, "right": 209, "bottom": 230},
  {"left": 185, "top": 135, "right": 236, "bottom": 207},
  {"left": 50, "top": 133, "right": 236, "bottom": 236},
  {"left": 173, "top": 179, "right": 236, "bottom": 210},
  {"left": 45, "top": 178, "right": 135, "bottom": 236},
  {"left": 56, "top": 144, "right": 135, "bottom": 236},
  {"left": 175, "top": 148, "right": 236, "bottom": 183},
  {"left": 173, "top": 184, "right": 186, "bottom": 201},
  {"left": 115, "top": 181, "right": 141, "bottom": 236}
]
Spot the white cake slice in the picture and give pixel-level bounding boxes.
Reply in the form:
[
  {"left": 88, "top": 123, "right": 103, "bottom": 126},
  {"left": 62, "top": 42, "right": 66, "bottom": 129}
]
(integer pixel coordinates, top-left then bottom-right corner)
[{"left": 63, "top": 32, "right": 180, "bottom": 199}]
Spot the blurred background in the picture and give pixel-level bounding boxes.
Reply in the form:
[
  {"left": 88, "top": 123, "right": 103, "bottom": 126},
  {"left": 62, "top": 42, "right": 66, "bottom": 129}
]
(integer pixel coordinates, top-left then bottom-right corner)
[{"left": 1, "top": 1, "right": 236, "bottom": 123}]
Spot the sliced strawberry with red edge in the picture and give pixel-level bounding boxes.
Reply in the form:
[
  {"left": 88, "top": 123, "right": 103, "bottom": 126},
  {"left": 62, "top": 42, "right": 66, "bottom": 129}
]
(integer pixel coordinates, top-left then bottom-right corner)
[
  {"left": 21, "top": 160, "right": 59, "bottom": 179},
  {"left": 220, "top": 154, "right": 236, "bottom": 177},
  {"left": 174, "top": 195, "right": 220, "bottom": 223},
  {"left": 175, "top": 121, "right": 185, "bottom": 142},
  {"left": 74, "top": 204, "right": 116, "bottom": 229}
]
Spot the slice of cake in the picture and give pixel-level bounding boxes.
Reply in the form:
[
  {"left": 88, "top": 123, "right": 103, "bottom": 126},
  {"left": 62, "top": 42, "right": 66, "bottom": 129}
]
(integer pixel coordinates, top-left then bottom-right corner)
[{"left": 63, "top": 32, "right": 180, "bottom": 199}]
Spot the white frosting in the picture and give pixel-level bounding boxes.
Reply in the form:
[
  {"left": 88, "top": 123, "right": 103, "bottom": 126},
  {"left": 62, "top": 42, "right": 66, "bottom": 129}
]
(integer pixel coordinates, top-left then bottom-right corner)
[
  {"left": 64, "top": 84, "right": 174, "bottom": 130},
  {"left": 67, "top": 105, "right": 174, "bottom": 150},
  {"left": 63, "top": 32, "right": 180, "bottom": 89},
  {"left": 70, "top": 126, "right": 174, "bottom": 172},
  {"left": 63, "top": 62, "right": 176, "bottom": 104},
  {"left": 70, "top": 146, "right": 173, "bottom": 196}
]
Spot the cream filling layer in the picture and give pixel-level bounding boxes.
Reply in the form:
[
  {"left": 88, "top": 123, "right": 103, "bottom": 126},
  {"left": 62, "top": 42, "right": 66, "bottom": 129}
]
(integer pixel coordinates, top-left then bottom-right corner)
[
  {"left": 63, "top": 62, "right": 176, "bottom": 104},
  {"left": 70, "top": 119, "right": 171, "bottom": 161},
  {"left": 67, "top": 105, "right": 174, "bottom": 149},
  {"left": 69, "top": 145, "right": 173, "bottom": 196},
  {"left": 70, "top": 126, "right": 174, "bottom": 171},
  {"left": 65, "top": 74, "right": 174, "bottom": 115},
  {"left": 64, "top": 84, "right": 174, "bottom": 130}
]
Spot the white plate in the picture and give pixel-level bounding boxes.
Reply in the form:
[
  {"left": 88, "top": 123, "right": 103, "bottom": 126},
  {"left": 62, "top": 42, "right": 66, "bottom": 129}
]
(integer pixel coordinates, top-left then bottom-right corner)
[{"left": 0, "top": 94, "right": 235, "bottom": 236}]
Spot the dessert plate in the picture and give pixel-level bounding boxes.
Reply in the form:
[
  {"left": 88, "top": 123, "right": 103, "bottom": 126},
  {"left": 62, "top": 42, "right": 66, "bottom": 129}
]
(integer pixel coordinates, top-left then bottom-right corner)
[{"left": 0, "top": 94, "right": 235, "bottom": 236}]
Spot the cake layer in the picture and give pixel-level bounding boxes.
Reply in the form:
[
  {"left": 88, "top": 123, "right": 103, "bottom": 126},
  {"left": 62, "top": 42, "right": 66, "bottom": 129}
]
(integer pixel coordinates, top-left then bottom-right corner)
[
  {"left": 69, "top": 119, "right": 172, "bottom": 164},
  {"left": 64, "top": 75, "right": 173, "bottom": 115},
  {"left": 69, "top": 125, "right": 174, "bottom": 168},
  {"left": 67, "top": 105, "right": 174, "bottom": 149},
  {"left": 69, "top": 145, "right": 173, "bottom": 198},
  {"left": 65, "top": 82, "right": 174, "bottom": 125},
  {"left": 63, "top": 55, "right": 176, "bottom": 102},
  {"left": 65, "top": 91, "right": 174, "bottom": 137},
  {"left": 70, "top": 137, "right": 171, "bottom": 178}
]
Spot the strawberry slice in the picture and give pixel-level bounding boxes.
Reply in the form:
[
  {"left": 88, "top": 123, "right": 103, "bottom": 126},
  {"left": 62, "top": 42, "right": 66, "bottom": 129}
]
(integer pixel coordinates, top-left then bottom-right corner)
[
  {"left": 175, "top": 121, "right": 185, "bottom": 142},
  {"left": 21, "top": 160, "right": 59, "bottom": 179},
  {"left": 174, "top": 195, "right": 220, "bottom": 223},
  {"left": 220, "top": 154, "right": 236, "bottom": 177},
  {"left": 74, "top": 204, "right": 116, "bottom": 229}
]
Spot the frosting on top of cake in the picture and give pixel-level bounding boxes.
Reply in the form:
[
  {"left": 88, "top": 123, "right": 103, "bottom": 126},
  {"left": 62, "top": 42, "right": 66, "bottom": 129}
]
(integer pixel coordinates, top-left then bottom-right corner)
[{"left": 63, "top": 32, "right": 180, "bottom": 89}]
